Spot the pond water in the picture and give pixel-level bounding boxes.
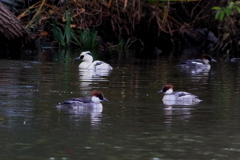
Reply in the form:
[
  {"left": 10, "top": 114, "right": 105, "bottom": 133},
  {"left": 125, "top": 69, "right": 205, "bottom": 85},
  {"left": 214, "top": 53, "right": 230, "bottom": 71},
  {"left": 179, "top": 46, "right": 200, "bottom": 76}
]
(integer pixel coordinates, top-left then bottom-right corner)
[{"left": 0, "top": 50, "right": 240, "bottom": 159}]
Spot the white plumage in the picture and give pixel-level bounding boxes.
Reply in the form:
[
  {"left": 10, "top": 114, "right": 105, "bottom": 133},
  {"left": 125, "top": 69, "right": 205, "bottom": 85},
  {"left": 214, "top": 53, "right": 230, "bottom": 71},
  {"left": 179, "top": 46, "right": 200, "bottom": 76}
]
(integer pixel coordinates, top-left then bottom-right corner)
[
  {"left": 76, "top": 51, "right": 113, "bottom": 70},
  {"left": 158, "top": 84, "right": 202, "bottom": 104}
]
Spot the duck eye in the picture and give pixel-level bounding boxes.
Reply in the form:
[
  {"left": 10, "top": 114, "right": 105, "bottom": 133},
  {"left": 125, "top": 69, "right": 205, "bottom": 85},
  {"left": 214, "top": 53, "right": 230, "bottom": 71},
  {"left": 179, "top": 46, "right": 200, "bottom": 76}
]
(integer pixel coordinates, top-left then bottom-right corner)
[
  {"left": 162, "top": 86, "right": 170, "bottom": 92},
  {"left": 163, "top": 87, "right": 167, "bottom": 92},
  {"left": 99, "top": 94, "right": 104, "bottom": 100}
]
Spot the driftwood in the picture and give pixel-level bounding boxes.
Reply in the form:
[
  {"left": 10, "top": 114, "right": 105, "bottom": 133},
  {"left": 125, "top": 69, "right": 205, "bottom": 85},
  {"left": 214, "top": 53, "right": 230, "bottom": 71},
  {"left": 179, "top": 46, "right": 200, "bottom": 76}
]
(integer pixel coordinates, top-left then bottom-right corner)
[{"left": 0, "top": 1, "right": 36, "bottom": 54}]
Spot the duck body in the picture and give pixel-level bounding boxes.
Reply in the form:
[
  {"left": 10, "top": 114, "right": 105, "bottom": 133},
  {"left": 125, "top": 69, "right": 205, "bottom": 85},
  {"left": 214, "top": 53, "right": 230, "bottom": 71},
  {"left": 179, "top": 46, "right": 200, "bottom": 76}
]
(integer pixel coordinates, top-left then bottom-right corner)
[
  {"left": 177, "top": 54, "right": 216, "bottom": 71},
  {"left": 62, "top": 97, "right": 98, "bottom": 107},
  {"left": 56, "top": 91, "right": 108, "bottom": 111},
  {"left": 230, "top": 58, "right": 240, "bottom": 63},
  {"left": 76, "top": 51, "right": 113, "bottom": 70},
  {"left": 161, "top": 91, "right": 200, "bottom": 102},
  {"left": 177, "top": 59, "right": 211, "bottom": 70},
  {"left": 158, "top": 84, "right": 201, "bottom": 103}
]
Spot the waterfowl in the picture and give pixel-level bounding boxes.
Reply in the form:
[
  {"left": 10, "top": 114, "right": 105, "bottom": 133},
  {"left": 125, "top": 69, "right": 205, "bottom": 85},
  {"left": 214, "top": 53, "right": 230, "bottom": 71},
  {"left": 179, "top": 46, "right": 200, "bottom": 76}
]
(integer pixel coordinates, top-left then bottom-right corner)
[
  {"left": 158, "top": 84, "right": 201, "bottom": 103},
  {"left": 75, "top": 51, "right": 113, "bottom": 70},
  {"left": 177, "top": 54, "right": 216, "bottom": 70},
  {"left": 56, "top": 90, "right": 108, "bottom": 109}
]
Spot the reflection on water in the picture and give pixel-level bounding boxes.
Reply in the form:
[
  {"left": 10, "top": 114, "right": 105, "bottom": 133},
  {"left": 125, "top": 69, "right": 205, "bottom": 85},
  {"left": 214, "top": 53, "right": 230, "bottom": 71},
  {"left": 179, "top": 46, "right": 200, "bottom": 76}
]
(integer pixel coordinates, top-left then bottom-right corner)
[
  {"left": 74, "top": 67, "right": 112, "bottom": 126},
  {"left": 56, "top": 103, "right": 103, "bottom": 126},
  {"left": 78, "top": 69, "right": 111, "bottom": 90},
  {"left": 177, "top": 65, "right": 210, "bottom": 75},
  {"left": 163, "top": 105, "right": 194, "bottom": 124},
  {"left": 176, "top": 63, "right": 214, "bottom": 87},
  {"left": 162, "top": 99, "right": 201, "bottom": 106},
  {"left": 1, "top": 51, "right": 240, "bottom": 159}
]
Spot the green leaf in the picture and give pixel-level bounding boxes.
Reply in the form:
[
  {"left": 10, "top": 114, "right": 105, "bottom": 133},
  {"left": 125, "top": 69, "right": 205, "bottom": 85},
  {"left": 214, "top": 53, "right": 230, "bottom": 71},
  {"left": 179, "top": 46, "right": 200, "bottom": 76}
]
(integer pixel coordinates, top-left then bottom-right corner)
[
  {"left": 52, "top": 25, "right": 65, "bottom": 46},
  {"left": 219, "top": 11, "right": 225, "bottom": 20},
  {"left": 64, "top": 12, "right": 71, "bottom": 46},
  {"left": 235, "top": 6, "right": 240, "bottom": 13},
  {"left": 235, "top": 1, "right": 240, "bottom": 5},
  {"left": 71, "top": 31, "right": 81, "bottom": 46},
  {"left": 49, "top": 13, "right": 66, "bottom": 47},
  {"left": 212, "top": 6, "right": 222, "bottom": 10},
  {"left": 215, "top": 10, "right": 225, "bottom": 21},
  {"left": 228, "top": 2, "right": 234, "bottom": 9},
  {"left": 224, "top": 7, "right": 231, "bottom": 17},
  {"left": 79, "top": 28, "right": 98, "bottom": 49}
]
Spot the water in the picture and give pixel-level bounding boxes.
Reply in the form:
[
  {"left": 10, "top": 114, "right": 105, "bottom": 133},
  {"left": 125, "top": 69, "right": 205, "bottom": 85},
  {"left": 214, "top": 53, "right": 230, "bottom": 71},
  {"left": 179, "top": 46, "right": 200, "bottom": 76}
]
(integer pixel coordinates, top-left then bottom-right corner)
[{"left": 0, "top": 50, "right": 240, "bottom": 159}]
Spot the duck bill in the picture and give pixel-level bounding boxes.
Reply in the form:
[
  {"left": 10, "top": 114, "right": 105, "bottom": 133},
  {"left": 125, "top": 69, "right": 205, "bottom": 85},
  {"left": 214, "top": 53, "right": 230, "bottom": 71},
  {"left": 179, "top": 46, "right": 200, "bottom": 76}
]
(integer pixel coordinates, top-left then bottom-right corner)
[
  {"left": 103, "top": 98, "right": 109, "bottom": 102},
  {"left": 75, "top": 57, "right": 81, "bottom": 60},
  {"left": 212, "top": 59, "right": 217, "bottom": 62},
  {"left": 158, "top": 90, "right": 163, "bottom": 93}
]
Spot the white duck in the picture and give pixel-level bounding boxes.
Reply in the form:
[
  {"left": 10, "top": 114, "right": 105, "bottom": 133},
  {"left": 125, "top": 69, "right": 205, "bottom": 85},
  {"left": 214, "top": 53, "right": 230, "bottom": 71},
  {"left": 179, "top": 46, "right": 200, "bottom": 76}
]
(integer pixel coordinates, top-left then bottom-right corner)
[{"left": 75, "top": 51, "right": 113, "bottom": 70}]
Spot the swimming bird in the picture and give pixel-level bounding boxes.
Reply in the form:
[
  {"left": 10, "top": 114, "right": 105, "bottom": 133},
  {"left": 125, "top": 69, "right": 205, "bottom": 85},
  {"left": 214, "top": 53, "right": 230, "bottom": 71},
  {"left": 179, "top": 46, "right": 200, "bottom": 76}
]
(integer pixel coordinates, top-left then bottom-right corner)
[
  {"left": 230, "top": 58, "right": 240, "bottom": 63},
  {"left": 158, "top": 84, "right": 201, "bottom": 103},
  {"left": 56, "top": 90, "right": 108, "bottom": 110},
  {"left": 177, "top": 54, "right": 216, "bottom": 71},
  {"left": 75, "top": 51, "right": 113, "bottom": 70}
]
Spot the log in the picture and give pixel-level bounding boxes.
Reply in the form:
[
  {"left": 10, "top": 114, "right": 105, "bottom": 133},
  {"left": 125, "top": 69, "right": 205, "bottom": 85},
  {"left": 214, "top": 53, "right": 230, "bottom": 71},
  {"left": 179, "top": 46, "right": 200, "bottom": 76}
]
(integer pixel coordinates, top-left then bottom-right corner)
[{"left": 0, "top": 1, "right": 36, "bottom": 56}]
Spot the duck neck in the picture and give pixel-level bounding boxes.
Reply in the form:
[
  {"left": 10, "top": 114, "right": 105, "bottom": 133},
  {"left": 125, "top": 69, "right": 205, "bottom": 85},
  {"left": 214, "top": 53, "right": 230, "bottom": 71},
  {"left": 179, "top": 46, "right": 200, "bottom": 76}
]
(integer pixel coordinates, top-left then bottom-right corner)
[
  {"left": 165, "top": 88, "right": 173, "bottom": 94},
  {"left": 202, "top": 59, "right": 209, "bottom": 64},
  {"left": 91, "top": 96, "right": 101, "bottom": 103},
  {"left": 85, "top": 55, "right": 93, "bottom": 64}
]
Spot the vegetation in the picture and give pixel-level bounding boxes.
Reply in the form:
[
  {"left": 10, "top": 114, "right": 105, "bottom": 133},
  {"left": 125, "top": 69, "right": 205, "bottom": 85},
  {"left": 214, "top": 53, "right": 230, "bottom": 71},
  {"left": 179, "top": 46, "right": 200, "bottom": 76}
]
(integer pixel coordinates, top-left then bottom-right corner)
[
  {"left": 212, "top": 1, "right": 240, "bottom": 56},
  {"left": 212, "top": 2, "right": 240, "bottom": 21},
  {"left": 14, "top": 0, "right": 240, "bottom": 55},
  {"left": 50, "top": 12, "right": 72, "bottom": 47},
  {"left": 77, "top": 28, "right": 98, "bottom": 50}
]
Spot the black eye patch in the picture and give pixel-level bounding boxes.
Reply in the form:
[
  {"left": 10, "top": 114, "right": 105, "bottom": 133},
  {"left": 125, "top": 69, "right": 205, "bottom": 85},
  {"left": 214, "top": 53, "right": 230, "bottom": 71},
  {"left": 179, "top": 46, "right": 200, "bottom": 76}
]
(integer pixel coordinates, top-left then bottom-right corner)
[
  {"left": 206, "top": 56, "right": 212, "bottom": 61},
  {"left": 86, "top": 52, "right": 92, "bottom": 56},
  {"left": 98, "top": 93, "right": 104, "bottom": 100},
  {"left": 162, "top": 87, "right": 168, "bottom": 92},
  {"left": 162, "top": 85, "right": 172, "bottom": 92},
  {"left": 202, "top": 55, "right": 212, "bottom": 61},
  {"left": 80, "top": 55, "right": 84, "bottom": 59}
]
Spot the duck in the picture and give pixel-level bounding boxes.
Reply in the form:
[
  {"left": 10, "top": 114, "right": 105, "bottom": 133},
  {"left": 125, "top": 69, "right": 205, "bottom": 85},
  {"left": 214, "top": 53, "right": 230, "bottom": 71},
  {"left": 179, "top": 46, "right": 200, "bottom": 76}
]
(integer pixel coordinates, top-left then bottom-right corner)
[
  {"left": 56, "top": 90, "right": 108, "bottom": 110},
  {"left": 230, "top": 58, "right": 240, "bottom": 63},
  {"left": 158, "top": 84, "right": 201, "bottom": 103},
  {"left": 75, "top": 51, "right": 113, "bottom": 70},
  {"left": 177, "top": 54, "right": 216, "bottom": 71}
]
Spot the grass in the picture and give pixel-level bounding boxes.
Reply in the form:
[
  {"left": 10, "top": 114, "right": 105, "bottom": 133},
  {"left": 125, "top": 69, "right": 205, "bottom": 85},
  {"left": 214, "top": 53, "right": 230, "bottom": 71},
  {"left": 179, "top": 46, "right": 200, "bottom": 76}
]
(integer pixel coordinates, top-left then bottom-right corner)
[
  {"left": 50, "top": 12, "right": 72, "bottom": 47},
  {"left": 78, "top": 28, "right": 99, "bottom": 50}
]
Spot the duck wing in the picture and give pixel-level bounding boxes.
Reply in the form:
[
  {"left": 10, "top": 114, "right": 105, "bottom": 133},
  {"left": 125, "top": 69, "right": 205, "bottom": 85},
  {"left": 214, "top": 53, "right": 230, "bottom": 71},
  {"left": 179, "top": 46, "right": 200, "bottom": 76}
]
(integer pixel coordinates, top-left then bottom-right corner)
[
  {"left": 62, "top": 97, "right": 92, "bottom": 104},
  {"left": 178, "top": 59, "right": 205, "bottom": 65},
  {"left": 174, "top": 91, "right": 201, "bottom": 102},
  {"left": 91, "top": 61, "right": 113, "bottom": 70},
  {"left": 176, "top": 91, "right": 195, "bottom": 97}
]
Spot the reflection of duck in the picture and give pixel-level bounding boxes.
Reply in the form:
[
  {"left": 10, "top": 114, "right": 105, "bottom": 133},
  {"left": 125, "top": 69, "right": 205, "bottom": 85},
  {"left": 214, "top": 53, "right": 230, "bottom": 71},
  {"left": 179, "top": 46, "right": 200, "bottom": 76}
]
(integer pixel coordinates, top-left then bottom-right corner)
[
  {"left": 163, "top": 106, "right": 193, "bottom": 116},
  {"left": 162, "top": 99, "right": 200, "bottom": 106},
  {"left": 163, "top": 105, "right": 194, "bottom": 124},
  {"left": 57, "top": 103, "right": 103, "bottom": 126},
  {"left": 79, "top": 68, "right": 111, "bottom": 80},
  {"left": 78, "top": 69, "right": 111, "bottom": 89},
  {"left": 177, "top": 54, "right": 216, "bottom": 75},
  {"left": 158, "top": 84, "right": 201, "bottom": 104},
  {"left": 75, "top": 51, "right": 113, "bottom": 70}
]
